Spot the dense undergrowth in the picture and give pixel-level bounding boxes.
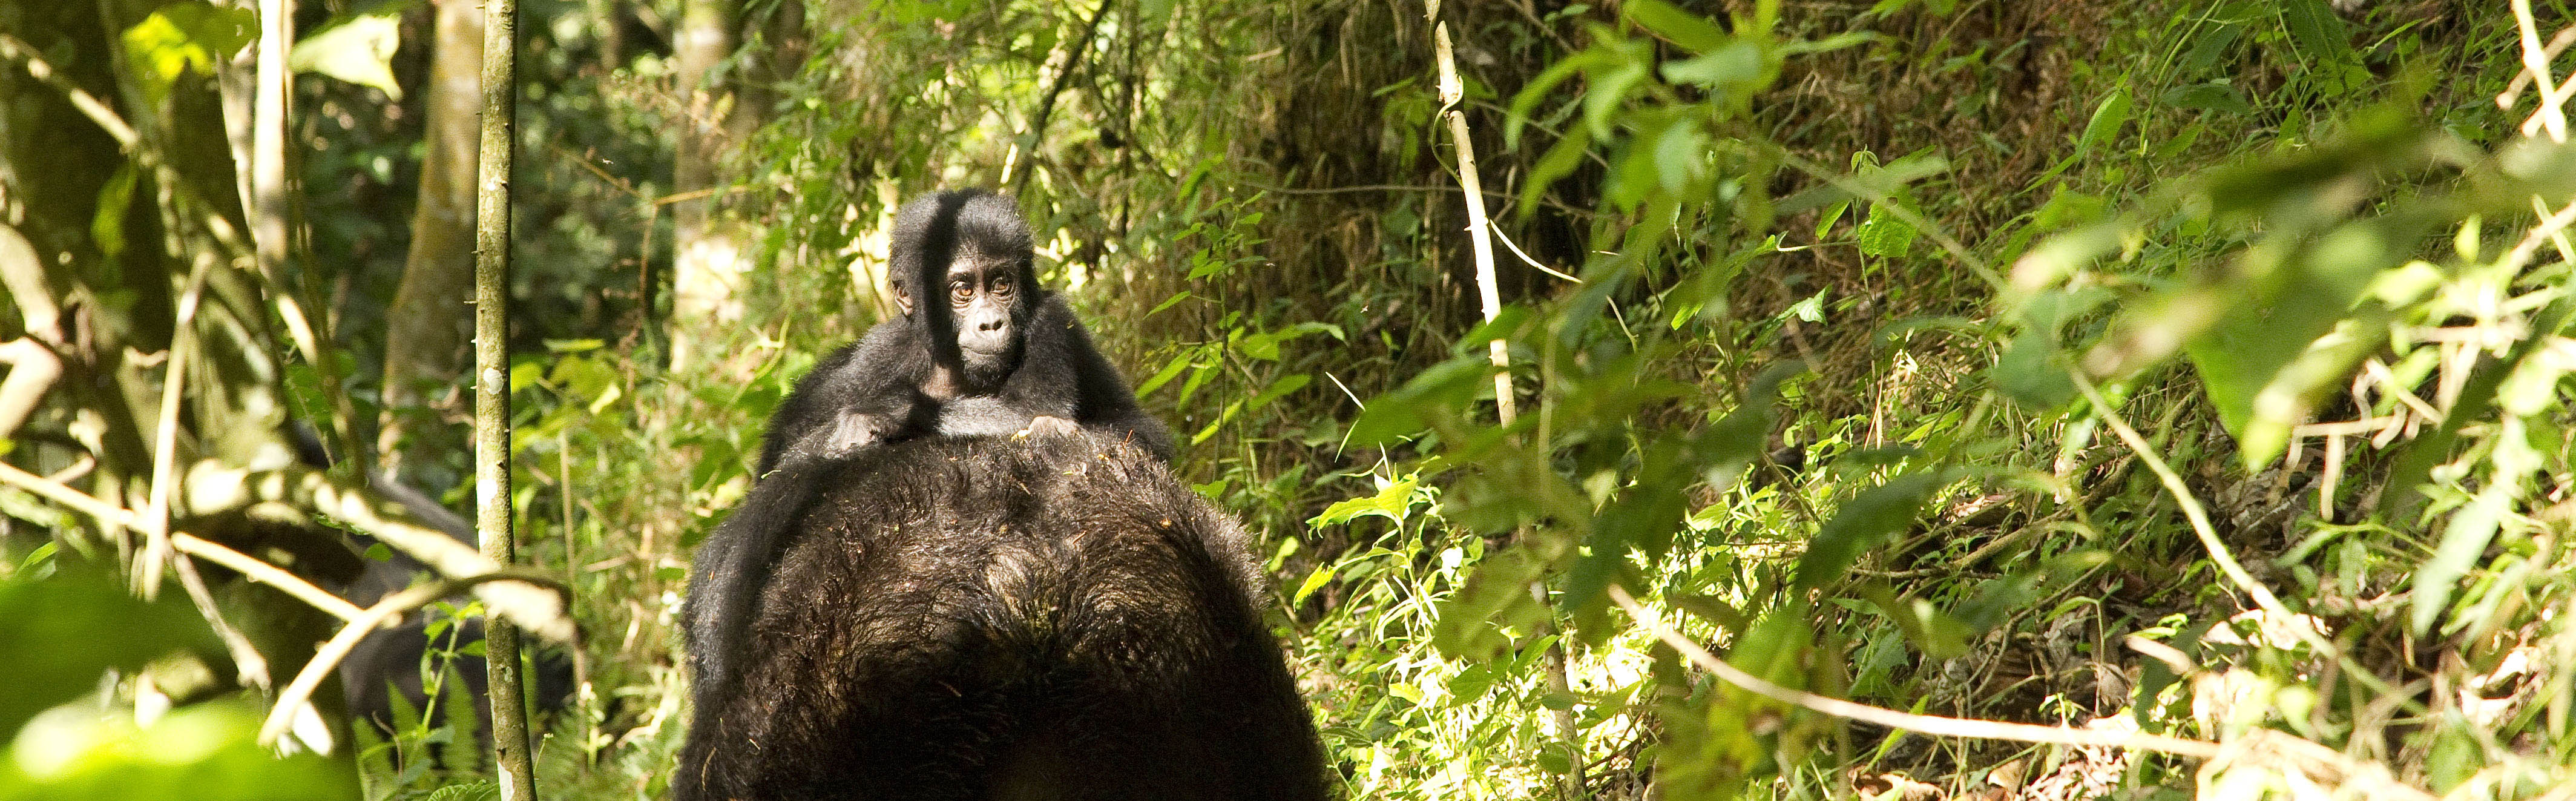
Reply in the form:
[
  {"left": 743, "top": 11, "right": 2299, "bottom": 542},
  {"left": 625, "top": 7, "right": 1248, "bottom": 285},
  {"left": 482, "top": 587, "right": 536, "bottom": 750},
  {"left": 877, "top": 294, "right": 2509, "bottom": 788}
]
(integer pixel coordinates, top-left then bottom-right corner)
[
  {"left": 459, "top": 1, "right": 2576, "bottom": 799},
  {"left": 7, "top": 0, "right": 2576, "bottom": 799}
]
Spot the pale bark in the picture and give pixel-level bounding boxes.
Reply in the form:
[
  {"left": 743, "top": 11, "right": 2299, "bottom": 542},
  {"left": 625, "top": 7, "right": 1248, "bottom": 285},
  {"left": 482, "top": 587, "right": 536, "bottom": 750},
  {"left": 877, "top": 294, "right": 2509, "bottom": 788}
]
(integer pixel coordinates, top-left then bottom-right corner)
[
  {"left": 380, "top": 0, "right": 484, "bottom": 471},
  {"left": 667, "top": 0, "right": 744, "bottom": 371}
]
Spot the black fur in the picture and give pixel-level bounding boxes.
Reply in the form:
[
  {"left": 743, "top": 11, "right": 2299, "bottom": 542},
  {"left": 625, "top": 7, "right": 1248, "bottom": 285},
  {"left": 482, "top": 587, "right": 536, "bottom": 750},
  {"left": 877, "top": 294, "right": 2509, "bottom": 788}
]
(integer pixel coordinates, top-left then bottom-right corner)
[
  {"left": 756, "top": 189, "right": 1172, "bottom": 475},
  {"left": 677, "top": 434, "right": 1329, "bottom": 801}
]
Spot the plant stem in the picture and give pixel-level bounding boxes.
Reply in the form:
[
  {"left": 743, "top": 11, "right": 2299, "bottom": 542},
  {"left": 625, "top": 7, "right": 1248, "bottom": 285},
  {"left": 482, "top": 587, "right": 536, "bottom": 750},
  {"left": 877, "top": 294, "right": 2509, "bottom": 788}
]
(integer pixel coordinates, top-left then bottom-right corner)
[{"left": 476, "top": 0, "right": 537, "bottom": 794}]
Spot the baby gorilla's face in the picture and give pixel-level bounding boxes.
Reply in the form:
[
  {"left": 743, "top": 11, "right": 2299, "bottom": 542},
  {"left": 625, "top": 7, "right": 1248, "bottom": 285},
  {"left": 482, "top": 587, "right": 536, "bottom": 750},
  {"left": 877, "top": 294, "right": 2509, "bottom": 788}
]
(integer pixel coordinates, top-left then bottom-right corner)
[{"left": 946, "top": 249, "right": 1027, "bottom": 387}]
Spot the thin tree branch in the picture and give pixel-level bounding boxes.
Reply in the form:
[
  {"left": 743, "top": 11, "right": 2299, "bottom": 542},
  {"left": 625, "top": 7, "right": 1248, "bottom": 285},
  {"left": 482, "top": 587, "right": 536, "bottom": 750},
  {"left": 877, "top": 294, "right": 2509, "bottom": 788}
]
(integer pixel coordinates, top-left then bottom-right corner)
[
  {"left": 178, "top": 461, "right": 574, "bottom": 641},
  {"left": 138, "top": 252, "right": 218, "bottom": 598},
  {"left": 1606, "top": 585, "right": 2224, "bottom": 757},
  {"left": 0, "top": 338, "right": 63, "bottom": 441},
  {"left": 169, "top": 532, "right": 366, "bottom": 621},
  {"left": 475, "top": 0, "right": 539, "bottom": 790},
  {"left": 1005, "top": 0, "right": 1111, "bottom": 195},
  {"left": 255, "top": 568, "right": 565, "bottom": 747}
]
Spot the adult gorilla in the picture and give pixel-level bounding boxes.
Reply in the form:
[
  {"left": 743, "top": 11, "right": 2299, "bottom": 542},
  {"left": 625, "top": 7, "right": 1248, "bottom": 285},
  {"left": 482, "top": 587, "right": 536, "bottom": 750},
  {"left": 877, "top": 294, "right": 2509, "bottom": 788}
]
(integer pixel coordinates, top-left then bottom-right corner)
[{"left": 676, "top": 432, "right": 1330, "bottom": 801}]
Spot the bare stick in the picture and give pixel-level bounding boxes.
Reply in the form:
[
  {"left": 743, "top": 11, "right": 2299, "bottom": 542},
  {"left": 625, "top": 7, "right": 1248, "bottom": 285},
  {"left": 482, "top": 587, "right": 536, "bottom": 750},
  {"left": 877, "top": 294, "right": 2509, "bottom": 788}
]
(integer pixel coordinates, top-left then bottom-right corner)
[
  {"left": 169, "top": 532, "right": 366, "bottom": 621},
  {"left": 177, "top": 461, "right": 574, "bottom": 641},
  {"left": 1425, "top": 2, "right": 1582, "bottom": 796},
  {"left": 255, "top": 569, "right": 563, "bottom": 747},
  {"left": 2515, "top": 0, "right": 2569, "bottom": 142},
  {"left": 476, "top": 0, "right": 538, "bottom": 792},
  {"left": 0, "top": 338, "right": 62, "bottom": 441},
  {"left": 1606, "top": 585, "right": 2223, "bottom": 757},
  {"left": 139, "top": 252, "right": 218, "bottom": 598},
  {"left": 169, "top": 550, "right": 270, "bottom": 690}
]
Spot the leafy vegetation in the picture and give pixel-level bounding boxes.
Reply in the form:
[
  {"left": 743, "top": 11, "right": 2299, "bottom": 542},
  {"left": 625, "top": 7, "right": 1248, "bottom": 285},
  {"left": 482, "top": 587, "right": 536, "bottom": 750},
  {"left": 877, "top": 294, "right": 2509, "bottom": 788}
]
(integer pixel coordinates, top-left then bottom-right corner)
[{"left": 4, "top": 1, "right": 2576, "bottom": 800}]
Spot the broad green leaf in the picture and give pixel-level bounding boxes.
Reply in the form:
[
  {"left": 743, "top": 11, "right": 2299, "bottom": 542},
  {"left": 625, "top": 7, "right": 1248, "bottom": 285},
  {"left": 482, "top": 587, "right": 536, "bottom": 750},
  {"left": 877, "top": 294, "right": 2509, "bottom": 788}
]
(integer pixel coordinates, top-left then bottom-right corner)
[
  {"left": 1291, "top": 564, "right": 1336, "bottom": 606},
  {"left": 2276, "top": 0, "right": 2357, "bottom": 74},
  {"left": 1309, "top": 477, "right": 1421, "bottom": 527},
  {"left": 1660, "top": 42, "right": 1762, "bottom": 90},
  {"left": 0, "top": 570, "right": 212, "bottom": 734},
  {"left": 2161, "top": 81, "right": 2253, "bottom": 115},
  {"left": 121, "top": 2, "right": 254, "bottom": 104},
  {"left": 1625, "top": 0, "right": 1730, "bottom": 53},
  {"left": 2186, "top": 223, "right": 2392, "bottom": 467},
  {"left": 1854, "top": 203, "right": 1916, "bottom": 258},
  {"left": 2075, "top": 88, "right": 2132, "bottom": 154},
  {"left": 0, "top": 702, "right": 352, "bottom": 799},
  {"left": 1793, "top": 470, "right": 1948, "bottom": 590},
  {"left": 1582, "top": 50, "right": 1651, "bottom": 139},
  {"left": 291, "top": 10, "right": 405, "bottom": 98}
]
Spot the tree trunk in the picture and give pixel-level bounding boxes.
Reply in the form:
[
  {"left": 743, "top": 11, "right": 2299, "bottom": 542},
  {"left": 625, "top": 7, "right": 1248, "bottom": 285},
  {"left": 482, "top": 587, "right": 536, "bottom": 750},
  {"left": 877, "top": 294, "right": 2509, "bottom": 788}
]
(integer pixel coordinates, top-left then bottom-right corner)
[
  {"left": 666, "top": 0, "right": 742, "bottom": 371},
  {"left": 380, "top": 0, "right": 484, "bottom": 474}
]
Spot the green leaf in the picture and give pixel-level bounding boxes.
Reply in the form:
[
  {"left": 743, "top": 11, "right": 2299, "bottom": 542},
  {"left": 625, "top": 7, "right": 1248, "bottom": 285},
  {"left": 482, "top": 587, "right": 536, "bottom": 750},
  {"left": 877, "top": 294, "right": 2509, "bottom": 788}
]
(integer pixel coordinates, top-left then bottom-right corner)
[
  {"left": 0, "top": 570, "right": 214, "bottom": 734},
  {"left": 1854, "top": 203, "right": 1916, "bottom": 258},
  {"left": 1793, "top": 470, "right": 1947, "bottom": 590},
  {"left": 1624, "top": 0, "right": 1730, "bottom": 53},
  {"left": 1291, "top": 564, "right": 1336, "bottom": 607},
  {"left": 1, "top": 702, "right": 353, "bottom": 799},
  {"left": 120, "top": 2, "right": 254, "bottom": 104},
  {"left": 1309, "top": 477, "right": 1421, "bottom": 527},
  {"left": 2185, "top": 223, "right": 2393, "bottom": 467},
  {"left": 2161, "top": 81, "right": 2253, "bottom": 115},
  {"left": 2075, "top": 88, "right": 2132, "bottom": 155},
  {"left": 1582, "top": 57, "right": 1651, "bottom": 140},
  {"left": 2411, "top": 477, "right": 2512, "bottom": 635},
  {"left": 2276, "top": 0, "right": 2356, "bottom": 74},
  {"left": 1660, "top": 42, "right": 1762, "bottom": 90},
  {"left": 291, "top": 8, "right": 406, "bottom": 98}
]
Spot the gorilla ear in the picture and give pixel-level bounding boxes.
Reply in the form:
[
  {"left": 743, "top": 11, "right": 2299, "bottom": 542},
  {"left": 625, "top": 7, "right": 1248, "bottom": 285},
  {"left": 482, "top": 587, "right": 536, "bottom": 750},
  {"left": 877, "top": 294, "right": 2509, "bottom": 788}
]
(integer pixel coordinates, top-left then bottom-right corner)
[{"left": 891, "top": 279, "right": 914, "bottom": 315}]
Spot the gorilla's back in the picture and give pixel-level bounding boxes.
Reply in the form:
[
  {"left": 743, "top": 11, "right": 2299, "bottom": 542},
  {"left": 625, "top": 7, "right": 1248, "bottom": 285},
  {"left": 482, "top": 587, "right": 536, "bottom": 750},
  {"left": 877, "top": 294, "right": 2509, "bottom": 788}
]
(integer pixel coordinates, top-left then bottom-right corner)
[{"left": 676, "top": 435, "right": 1330, "bottom": 801}]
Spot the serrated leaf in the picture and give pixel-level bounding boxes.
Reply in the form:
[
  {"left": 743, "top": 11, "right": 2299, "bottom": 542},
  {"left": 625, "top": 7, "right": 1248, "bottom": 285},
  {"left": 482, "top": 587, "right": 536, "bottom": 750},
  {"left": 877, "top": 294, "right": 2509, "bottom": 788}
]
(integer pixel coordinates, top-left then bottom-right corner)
[{"left": 1292, "top": 563, "right": 1337, "bottom": 606}]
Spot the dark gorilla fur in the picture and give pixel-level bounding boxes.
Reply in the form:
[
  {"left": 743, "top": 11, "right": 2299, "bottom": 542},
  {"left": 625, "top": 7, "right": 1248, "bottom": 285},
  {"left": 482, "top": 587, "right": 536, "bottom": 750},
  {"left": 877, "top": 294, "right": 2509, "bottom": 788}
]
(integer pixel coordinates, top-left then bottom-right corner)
[
  {"left": 677, "top": 433, "right": 1330, "bottom": 800},
  {"left": 757, "top": 189, "right": 1173, "bottom": 475}
]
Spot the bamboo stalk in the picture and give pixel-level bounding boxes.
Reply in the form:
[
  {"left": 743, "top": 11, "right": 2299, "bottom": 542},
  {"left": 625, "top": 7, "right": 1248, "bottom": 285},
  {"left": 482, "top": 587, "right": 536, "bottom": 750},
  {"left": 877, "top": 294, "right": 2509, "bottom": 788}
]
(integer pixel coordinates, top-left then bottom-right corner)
[
  {"left": 1423, "top": 2, "right": 1583, "bottom": 797},
  {"left": 475, "top": 0, "right": 538, "bottom": 794}
]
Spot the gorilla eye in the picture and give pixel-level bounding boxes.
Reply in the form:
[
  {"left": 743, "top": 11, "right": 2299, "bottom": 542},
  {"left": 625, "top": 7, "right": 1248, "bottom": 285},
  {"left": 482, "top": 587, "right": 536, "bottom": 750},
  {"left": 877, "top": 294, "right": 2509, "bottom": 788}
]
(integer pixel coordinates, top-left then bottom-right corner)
[
  {"left": 991, "top": 275, "right": 1013, "bottom": 294},
  {"left": 950, "top": 279, "right": 974, "bottom": 304}
]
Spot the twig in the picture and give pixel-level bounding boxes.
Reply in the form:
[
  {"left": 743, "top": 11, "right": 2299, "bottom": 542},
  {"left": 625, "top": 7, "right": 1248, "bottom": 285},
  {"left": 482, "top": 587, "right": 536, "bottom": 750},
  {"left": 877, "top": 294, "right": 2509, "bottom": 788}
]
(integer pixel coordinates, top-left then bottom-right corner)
[
  {"left": 1005, "top": 0, "right": 1111, "bottom": 195},
  {"left": 1772, "top": 148, "right": 2005, "bottom": 291},
  {"left": 169, "top": 549, "right": 269, "bottom": 690},
  {"left": 179, "top": 461, "right": 575, "bottom": 641},
  {"left": 2514, "top": 0, "right": 2570, "bottom": 141},
  {"left": 1606, "top": 585, "right": 2224, "bottom": 757},
  {"left": 255, "top": 568, "right": 564, "bottom": 746},
  {"left": 169, "top": 532, "right": 366, "bottom": 621},
  {"left": 2070, "top": 373, "right": 2412, "bottom": 703},
  {"left": 0, "top": 338, "right": 63, "bottom": 441},
  {"left": 0, "top": 34, "right": 141, "bottom": 147},
  {"left": 2497, "top": 25, "right": 2576, "bottom": 107},
  {"left": 1488, "top": 220, "right": 1581, "bottom": 282},
  {"left": 139, "top": 252, "right": 217, "bottom": 598},
  {"left": 0, "top": 460, "right": 395, "bottom": 624},
  {"left": 1427, "top": 2, "right": 1583, "bottom": 796}
]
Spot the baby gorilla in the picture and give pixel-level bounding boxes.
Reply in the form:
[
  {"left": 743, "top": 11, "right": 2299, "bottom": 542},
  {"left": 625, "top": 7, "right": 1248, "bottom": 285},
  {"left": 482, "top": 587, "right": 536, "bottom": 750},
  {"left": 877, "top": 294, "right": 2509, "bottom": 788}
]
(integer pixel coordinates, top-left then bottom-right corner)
[{"left": 758, "top": 188, "right": 1172, "bottom": 475}]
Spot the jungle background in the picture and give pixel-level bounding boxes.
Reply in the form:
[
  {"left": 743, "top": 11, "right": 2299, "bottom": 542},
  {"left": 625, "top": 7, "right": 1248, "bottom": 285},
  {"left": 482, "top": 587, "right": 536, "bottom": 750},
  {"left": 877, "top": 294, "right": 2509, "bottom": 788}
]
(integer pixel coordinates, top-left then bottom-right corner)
[{"left": 4, "top": 0, "right": 2575, "bottom": 799}]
